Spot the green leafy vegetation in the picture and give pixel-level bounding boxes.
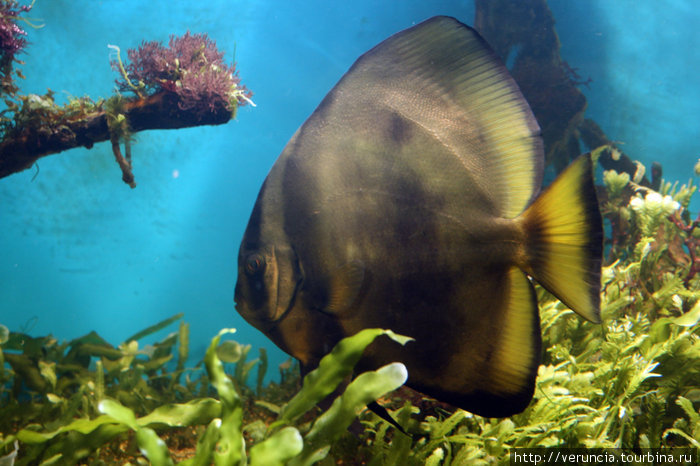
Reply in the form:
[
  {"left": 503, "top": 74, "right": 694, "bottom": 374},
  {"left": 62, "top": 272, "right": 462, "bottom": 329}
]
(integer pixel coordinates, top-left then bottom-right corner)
[
  {"left": 0, "top": 317, "right": 410, "bottom": 464},
  {"left": 2, "top": 153, "right": 700, "bottom": 464}
]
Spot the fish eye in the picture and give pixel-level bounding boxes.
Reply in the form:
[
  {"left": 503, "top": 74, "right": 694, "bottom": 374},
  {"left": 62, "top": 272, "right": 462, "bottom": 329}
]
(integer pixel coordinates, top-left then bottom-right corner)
[{"left": 245, "top": 253, "right": 265, "bottom": 275}]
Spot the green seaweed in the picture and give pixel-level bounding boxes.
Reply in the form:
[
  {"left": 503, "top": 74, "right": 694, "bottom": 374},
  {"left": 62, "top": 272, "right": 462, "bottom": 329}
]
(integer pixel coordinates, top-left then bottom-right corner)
[
  {"left": 275, "top": 329, "right": 412, "bottom": 429},
  {"left": 290, "top": 362, "right": 408, "bottom": 466},
  {"left": 125, "top": 313, "right": 185, "bottom": 343},
  {"left": 249, "top": 426, "right": 302, "bottom": 466},
  {"left": 1, "top": 320, "right": 412, "bottom": 464}
]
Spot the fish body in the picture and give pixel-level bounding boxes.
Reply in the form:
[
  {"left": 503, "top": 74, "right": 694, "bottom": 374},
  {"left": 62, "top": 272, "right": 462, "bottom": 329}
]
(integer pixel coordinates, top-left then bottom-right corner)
[{"left": 235, "top": 16, "right": 602, "bottom": 417}]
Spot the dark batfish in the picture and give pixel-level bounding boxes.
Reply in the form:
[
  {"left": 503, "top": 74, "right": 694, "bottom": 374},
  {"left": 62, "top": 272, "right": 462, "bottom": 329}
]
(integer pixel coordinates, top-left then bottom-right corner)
[{"left": 235, "top": 16, "right": 602, "bottom": 417}]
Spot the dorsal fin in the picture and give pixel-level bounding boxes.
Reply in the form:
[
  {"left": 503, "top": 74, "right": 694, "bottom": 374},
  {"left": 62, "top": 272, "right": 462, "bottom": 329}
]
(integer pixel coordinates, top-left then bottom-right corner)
[{"left": 328, "top": 15, "right": 544, "bottom": 218}]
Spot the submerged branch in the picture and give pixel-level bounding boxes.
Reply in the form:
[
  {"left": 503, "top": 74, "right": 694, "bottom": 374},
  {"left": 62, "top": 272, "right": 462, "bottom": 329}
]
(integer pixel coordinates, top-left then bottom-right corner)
[
  {"left": 579, "top": 118, "right": 658, "bottom": 189},
  {"left": 0, "top": 91, "right": 232, "bottom": 182}
]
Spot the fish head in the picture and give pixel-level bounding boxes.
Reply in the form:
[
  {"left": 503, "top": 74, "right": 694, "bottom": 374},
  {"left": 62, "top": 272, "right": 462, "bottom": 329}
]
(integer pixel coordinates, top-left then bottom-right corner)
[{"left": 234, "top": 241, "right": 302, "bottom": 331}]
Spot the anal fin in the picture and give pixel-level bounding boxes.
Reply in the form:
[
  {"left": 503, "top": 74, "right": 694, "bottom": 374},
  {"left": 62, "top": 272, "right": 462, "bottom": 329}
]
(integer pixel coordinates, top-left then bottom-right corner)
[
  {"left": 440, "top": 267, "right": 541, "bottom": 417},
  {"left": 485, "top": 267, "right": 541, "bottom": 405}
]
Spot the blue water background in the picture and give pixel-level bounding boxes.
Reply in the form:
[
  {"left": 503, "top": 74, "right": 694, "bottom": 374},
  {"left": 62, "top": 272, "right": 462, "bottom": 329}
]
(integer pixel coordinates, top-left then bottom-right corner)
[{"left": 1, "top": 1, "right": 698, "bottom": 379}]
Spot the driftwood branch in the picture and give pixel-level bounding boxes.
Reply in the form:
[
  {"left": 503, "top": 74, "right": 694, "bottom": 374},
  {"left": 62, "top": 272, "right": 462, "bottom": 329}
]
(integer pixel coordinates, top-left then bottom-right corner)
[
  {"left": 0, "top": 91, "right": 232, "bottom": 183},
  {"left": 474, "top": 0, "right": 661, "bottom": 190},
  {"left": 579, "top": 118, "right": 660, "bottom": 189}
]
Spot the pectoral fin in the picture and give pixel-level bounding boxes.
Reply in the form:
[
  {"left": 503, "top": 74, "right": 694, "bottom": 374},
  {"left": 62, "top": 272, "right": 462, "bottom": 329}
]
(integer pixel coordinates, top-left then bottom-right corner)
[{"left": 323, "top": 261, "right": 365, "bottom": 315}]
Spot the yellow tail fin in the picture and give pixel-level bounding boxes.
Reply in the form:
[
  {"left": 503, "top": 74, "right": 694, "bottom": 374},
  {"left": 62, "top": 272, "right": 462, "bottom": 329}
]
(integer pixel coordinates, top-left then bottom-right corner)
[{"left": 521, "top": 154, "right": 603, "bottom": 323}]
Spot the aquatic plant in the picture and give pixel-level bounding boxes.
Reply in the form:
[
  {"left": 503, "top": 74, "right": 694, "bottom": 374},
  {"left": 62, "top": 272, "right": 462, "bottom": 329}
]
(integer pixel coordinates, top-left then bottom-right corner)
[
  {"left": 0, "top": 0, "right": 33, "bottom": 95},
  {"left": 0, "top": 27, "right": 253, "bottom": 186},
  {"left": 0, "top": 1, "right": 30, "bottom": 58},
  {"left": 0, "top": 312, "right": 411, "bottom": 464},
  {"left": 113, "top": 31, "right": 254, "bottom": 118}
]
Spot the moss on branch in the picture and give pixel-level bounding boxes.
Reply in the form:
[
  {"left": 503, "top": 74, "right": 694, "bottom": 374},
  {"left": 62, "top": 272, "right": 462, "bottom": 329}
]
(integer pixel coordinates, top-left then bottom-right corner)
[
  {"left": 0, "top": 30, "right": 252, "bottom": 187},
  {"left": 0, "top": 91, "right": 233, "bottom": 182}
]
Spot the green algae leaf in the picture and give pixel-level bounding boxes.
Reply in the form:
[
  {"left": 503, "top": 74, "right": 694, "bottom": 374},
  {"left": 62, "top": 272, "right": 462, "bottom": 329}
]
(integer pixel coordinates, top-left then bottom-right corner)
[
  {"left": 2, "top": 332, "right": 51, "bottom": 354},
  {"left": 77, "top": 342, "right": 123, "bottom": 360},
  {"left": 37, "top": 423, "right": 127, "bottom": 465},
  {"left": 45, "top": 393, "right": 62, "bottom": 404},
  {"left": 38, "top": 360, "right": 56, "bottom": 390},
  {"left": 139, "top": 353, "right": 174, "bottom": 372},
  {"left": 177, "top": 321, "right": 190, "bottom": 368},
  {"left": 0, "top": 437, "right": 16, "bottom": 453},
  {"left": 277, "top": 329, "right": 412, "bottom": 427},
  {"left": 425, "top": 447, "right": 445, "bottom": 466},
  {"left": 69, "top": 330, "right": 111, "bottom": 345},
  {"left": 136, "top": 426, "right": 175, "bottom": 466},
  {"left": 675, "top": 396, "right": 700, "bottom": 426},
  {"left": 150, "top": 331, "right": 179, "bottom": 356},
  {"left": 381, "top": 403, "right": 417, "bottom": 465},
  {"left": 662, "top": 428, "right": 700, "bottom": 448},
  {"left": 293, "top": 362, "right": 408, "bottom": 466},
  {"left": 16, "top": 415, "right": 122, "bottom": 443},
  {"left": 244, "top": 419, "right": 268, "bottom": 444},
  {"left": 249, "top": 426, "right": 303, "bottom": 466},
  {"left": 0, "top": 324, "right": 9, "bottom": 345},
  {"left": 624, "top": 360, "right": 661, "bottom": 400},
  {"left": 180, "top": 418, "right": 221, "bottom": 466},
  {"left": 429, "top": 409, "right": 469, "bottom": 439},
  {"left": 99, "top": 398, "right": 177, "bottom": 465},
  {"left": 255, "top": 400, "right": 282, "bottom": 415},
  {"left": 603, "top": 169, "right": 630, "bottom": 199},
  {"left": 643, "top": 300, "right": 700, "bottom": 353},
  {"left": 216, "top": 340, "right": 243, "bottom": 363},
  {"left": 674, "top": 300, "right": 700, "bottom": 327},
  {"left": 233, "top": 343, "right": 259, "bottom": 387},
  {"left": 137, "top": 398, "right": 221, "bottom": 428},
  {"left": 124, "top": 312, "right": 184, "bottom": 343},
  {"left": 98, "top": 398, "right": 138, "bottom": 430},
  {"left": 204, "top": 328, "right": 245, "bottom": 466}
]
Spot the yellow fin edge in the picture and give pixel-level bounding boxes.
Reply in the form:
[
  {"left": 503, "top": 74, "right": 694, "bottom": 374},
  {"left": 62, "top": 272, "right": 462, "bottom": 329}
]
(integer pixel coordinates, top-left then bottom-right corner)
[{"left": 521, "top": 154, "right": 603, "bottom": 323}]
